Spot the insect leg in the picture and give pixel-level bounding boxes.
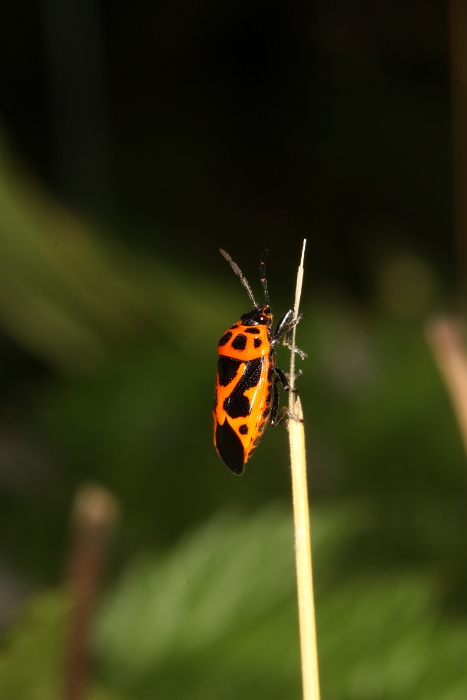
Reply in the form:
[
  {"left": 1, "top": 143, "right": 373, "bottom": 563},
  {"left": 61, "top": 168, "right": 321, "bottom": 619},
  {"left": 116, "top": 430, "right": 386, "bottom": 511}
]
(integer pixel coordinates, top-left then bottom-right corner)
[
  {"left": 272, "top": 312, "right": 307, "bottom": 359},
  {"left": 274, "top": 366, "right": 291, "bottom": 391},
  {"left": 269, "top": 371, "right": 304, "bottom": 427},
  {"left": 274, "top": 406, "right": 304, "bottom": 426},
  {"left": 273, "top": 312, "right": 304, "bottom": 340},
  {"left": 274, "top": 407, "right": 293, "bottom": 425},
  {"left": 282, "top": 337, "right": 307, "bottom": 360},
  {"left": 273, "top": 366, "right": 302, "bottom": 391},
  {"left": 274, "top": 309, "right": 294, "bottom": 339},
  {"left": 269, "top": 377, "right": 280, "bottom": 425}
]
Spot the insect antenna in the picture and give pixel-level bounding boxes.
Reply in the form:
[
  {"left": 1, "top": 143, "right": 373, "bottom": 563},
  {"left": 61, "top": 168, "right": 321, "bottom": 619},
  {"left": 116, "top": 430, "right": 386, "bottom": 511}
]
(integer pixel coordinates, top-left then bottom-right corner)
[
  {"left": 220, "top": 249, "right": 258, "bottom": 308},
  {"left": 260, "top": 249, "right": 270, "bottom": 306}
]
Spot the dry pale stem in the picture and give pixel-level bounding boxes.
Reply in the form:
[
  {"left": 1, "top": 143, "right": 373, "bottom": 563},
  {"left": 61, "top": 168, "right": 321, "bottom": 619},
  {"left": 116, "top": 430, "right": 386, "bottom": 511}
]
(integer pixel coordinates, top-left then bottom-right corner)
[
  {"left": 288, "top": 240, "right": 321, "bottom": 700},
  {"left": 426, "top": 316, "right": 467, "bottom": 456}
]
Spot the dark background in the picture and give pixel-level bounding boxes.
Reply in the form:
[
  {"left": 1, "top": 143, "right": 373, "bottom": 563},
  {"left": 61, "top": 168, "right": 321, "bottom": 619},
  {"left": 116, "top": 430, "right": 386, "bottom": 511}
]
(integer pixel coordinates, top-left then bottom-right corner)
[{"left": 0, "top": 0, "right": 454, "bottom": 292}]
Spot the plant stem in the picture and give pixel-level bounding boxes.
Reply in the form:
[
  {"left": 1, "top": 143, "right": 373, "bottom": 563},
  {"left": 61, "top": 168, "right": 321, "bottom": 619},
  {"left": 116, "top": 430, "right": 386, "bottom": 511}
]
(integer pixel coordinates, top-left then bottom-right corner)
[
  {"left": 64, "top": 484, "right": 119, "bottom": 700},
  {"left": 426, "top": 316, "right": 467, "bottom": 456},
  {"left": 288, "top": 240, "right": 321, "bottom": 700}
]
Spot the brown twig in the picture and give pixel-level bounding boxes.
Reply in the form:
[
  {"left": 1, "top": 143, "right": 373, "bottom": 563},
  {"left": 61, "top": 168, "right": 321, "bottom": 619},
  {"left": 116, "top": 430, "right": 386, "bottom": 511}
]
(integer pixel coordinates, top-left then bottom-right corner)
[{"left": 63, "top": 484, "right": 119, "bottom": 700}]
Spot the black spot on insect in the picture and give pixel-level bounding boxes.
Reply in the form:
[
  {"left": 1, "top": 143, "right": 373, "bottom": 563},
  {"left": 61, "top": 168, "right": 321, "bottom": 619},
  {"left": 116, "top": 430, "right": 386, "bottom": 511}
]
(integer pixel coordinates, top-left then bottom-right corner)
[
  {"left": 215, "top": 419, "right": 245, "bottom": 475},
  {"left": 239, "top": 424, "right": 248, "bottom": 435},
  {"left": 223, "top": 394, "right": 250, "bottom": 418},
  {"left": 265, "top": 385, "right": 272, "bottom": 405},
  {"left": 230, "top": 324, "right": 238, "bottom": 329},
  {"left": 218, "top": 331, "right": 233, "bottom": 347},
  {"left": 231, "top": 334, "right": 247, "bottom": 351},
  {"left": 217, "top": 356, "right": 242, "bottom": 387},
  {"left": 223, "top": 358, "right": 263, "bottom": 419},
  {"left": 245, "top": 328, "right": 261, "bottom": 334},
  {"left": 254, "top": 338, "right": 262, "bottom": 348}
]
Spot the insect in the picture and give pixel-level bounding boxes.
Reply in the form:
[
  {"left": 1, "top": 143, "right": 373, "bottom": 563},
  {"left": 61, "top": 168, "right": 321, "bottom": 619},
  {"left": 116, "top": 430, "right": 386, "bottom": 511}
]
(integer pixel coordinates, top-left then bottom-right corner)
[{"left": 213, "top": 248, "right": 305, "bottom": 475}]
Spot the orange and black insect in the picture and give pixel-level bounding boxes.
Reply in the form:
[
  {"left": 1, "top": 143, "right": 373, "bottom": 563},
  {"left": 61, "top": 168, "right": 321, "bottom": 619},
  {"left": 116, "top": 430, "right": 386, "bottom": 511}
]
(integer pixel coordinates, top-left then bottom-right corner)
[{"left": 213, "top": 249, "right": 304, "bottom": 475}]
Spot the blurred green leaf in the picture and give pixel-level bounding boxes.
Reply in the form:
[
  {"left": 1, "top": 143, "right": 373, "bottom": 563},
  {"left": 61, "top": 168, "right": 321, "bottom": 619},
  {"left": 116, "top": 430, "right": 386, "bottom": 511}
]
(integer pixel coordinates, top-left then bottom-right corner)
[
  {"left": 0, "top": 505, "right": 466, "bottom": 699},
  {"left": 0, "top": 590, "right": 135, "bottom": 700},
  {"left": 93, "top": 504, "right": 467, "bottom": 700},
  {"left": 319, "top": 574, "right": 467, "bottom": 700},
  {"left": 0, "top": 591, "right": 67, "bottom": 700},
  {"left": 0, "top": 590, "right": 131, "bottom": 700},
  {"left": 95, "top": 504, "right": 300, "bottom": 698}
]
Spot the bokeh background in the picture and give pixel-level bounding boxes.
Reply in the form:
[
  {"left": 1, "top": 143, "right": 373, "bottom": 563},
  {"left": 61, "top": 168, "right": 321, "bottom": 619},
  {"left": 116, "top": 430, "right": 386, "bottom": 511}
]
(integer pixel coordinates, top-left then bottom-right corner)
[{"left": 0, "top": 1, "right": 466, "bottom": 698}]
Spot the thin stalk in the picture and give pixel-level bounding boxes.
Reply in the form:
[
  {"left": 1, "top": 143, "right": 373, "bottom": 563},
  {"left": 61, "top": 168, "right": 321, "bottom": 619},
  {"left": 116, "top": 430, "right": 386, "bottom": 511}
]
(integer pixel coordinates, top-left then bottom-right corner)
[
  {"left": 426, "top": 316, "right": 467, "bottom": 456},
  {"left": 63, "top": 484, "right": 119, "bottom": 700},
  {"left": 287, "top": 240, "right": 321, "bottom": 700}
]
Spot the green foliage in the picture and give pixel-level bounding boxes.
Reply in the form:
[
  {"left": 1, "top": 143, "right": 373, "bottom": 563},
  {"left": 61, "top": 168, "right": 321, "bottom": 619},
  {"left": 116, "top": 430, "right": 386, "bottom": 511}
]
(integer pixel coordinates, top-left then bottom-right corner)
[
  {"left": 0, "top": 592, "right": 68, "bottom": 700},
  {"left": 0, "top": 134, "right": 464, "bottom": 594},
  {"left": 0, "top": 505, "right": 466, "bottom": 699},
  {"left": 0, "top": 591, "right": 134, "bottom": 700},
  {"left": 319, "top": 574, "right": 467, "bottom": 700},
  {"left": 0, "top": 121, "right": 465, "bottom": 699},
  {"left": 95, "top": 505, "right": 299, "bottom": 699},
  {"left": 94, "top": 505, "right": 467, "bottom": 700}
]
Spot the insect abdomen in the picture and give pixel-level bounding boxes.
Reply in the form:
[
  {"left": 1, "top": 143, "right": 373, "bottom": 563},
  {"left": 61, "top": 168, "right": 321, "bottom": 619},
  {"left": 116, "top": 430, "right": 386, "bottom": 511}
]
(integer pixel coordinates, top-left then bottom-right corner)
[{"left": 213, "top": 344, "right": 271, "bottom": 474}]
